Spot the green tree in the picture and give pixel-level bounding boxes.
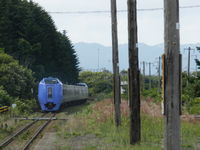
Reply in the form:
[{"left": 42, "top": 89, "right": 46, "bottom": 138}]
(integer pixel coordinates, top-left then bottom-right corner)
[
  {"left": 0, "top": 86, "right": 12, "bottom": 106},
  {"left": 0, "top": 0, "right": 79, "bottom": 83},
  {"left": 79, "top": 71, "right": 113, "bottom": 96},
  {"left": 0, "top": 51, "right": 35, "bottom": 99}
]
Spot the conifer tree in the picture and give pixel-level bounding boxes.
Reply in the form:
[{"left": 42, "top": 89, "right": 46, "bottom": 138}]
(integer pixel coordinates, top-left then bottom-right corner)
[{"left": 0, "top": 0, "right": 79, "bottom": 83}]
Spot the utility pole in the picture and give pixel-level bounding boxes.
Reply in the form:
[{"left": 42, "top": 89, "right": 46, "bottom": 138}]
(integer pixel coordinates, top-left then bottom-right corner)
[
  {"left": 139, "top": 62, "right": 145, "bottom": 91},
  {"left": 188, "top": 47, "right": 191, "bottom": 77},
  {"left": 143, "top": 61, "right": 146, "bottom": 90},
  {"left": 139, "top": 63, "right": 143, "bottom": 91},
  {"left": 148, "top": 62, "right": 152, "bottom": 90},
  {"left": 97, "top": 49, "right": 100, "bottom": 71},
  {"left": 143, "top": 61, "right": 145, "bottom": 77},
  {"left": 158, "top": 57, "right": 161, "bottom": 93},
  {"left": 110, "top": 0, "right": 121, "bottom": 127},
  {"left": 128, "top": 0, "right": 141, "bottom": 144},
  {"left": 163, "top": 0, "right": 181, "bottom": 150},
  {"left": 184, "top": 47, "right": 194, "bottom": 77},
  {"left": 192, "top": 55, "right": 198, "bottom": 77}
]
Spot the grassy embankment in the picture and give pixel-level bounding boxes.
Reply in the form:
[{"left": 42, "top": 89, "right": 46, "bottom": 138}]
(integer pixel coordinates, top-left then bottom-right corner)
[{"left": 57, "top": 99, "right": 200, "bottom": 150}]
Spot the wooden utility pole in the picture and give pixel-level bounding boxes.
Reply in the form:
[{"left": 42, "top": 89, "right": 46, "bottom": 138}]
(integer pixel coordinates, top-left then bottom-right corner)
[
  {"left": 110, "top": 0, "right": 121, "bottom": 127},
  {"left": 192, "top": 55, "right": 198, "bottom": 77},
  {"left": 188, "top": 47, "right": 191, "bottom": 77},
  {"left": 97, "top": 49, "right": 100, "bottom": 71},
  {"left": 139, "top": 65, "right": 143, "bottom": 92},
  {"left": 143, "top": 61, "right": 145, "bottom": 77},
  {"left": 148, "top": 62, "right": 152, "bottom": 90},
  {"left": 158, "top": 56, "right": 161, "bottom": 93},
  {"left": 163, "top": 0, "right": 181, "bottom": 150},
  {"left": 184, "top": 47, "right": 194, "bottom": 77},
  {"left": 142, "top": 61, "right": 146, "bottom": 90},
  {"left": 128, "top": 0, "right": 141, "bottom": 144}
]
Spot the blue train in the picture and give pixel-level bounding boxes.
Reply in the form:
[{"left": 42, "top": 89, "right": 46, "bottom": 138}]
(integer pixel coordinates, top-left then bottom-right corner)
[{"left": 38, "top": 77, "right": 88, "bottom": 111}]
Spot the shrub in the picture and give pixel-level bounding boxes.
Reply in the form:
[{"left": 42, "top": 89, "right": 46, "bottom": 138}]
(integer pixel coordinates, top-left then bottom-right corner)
[
  {"left": 79, "top": 71, "right": 113, "bottom": 98},
  {"left": 0, "top": 52, "right": 36, "bottom": 99},
  {"left": 187, "top": 97, "right": 200, "bottom": 114},
  {"left": 14, "top": 98, "right": 37, "bottom": 114},
  {"left": 141, "top": 88, "right": 161, "bottom": 102},
  {"left": 0, "top": 86, "right": 12, "bottom": 106},
  {"left": 188, "top": 104, "right": 200, "bottom": 114}
]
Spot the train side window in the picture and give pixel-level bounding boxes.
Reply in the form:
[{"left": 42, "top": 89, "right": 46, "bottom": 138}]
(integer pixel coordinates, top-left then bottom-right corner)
[{"left": 48, "top": 87, "right": 53, "bottom": 99}]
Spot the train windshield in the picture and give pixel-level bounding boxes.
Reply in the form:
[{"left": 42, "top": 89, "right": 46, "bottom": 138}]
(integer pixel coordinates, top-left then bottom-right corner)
[{"left": 44, "top": 79, "right": 58, "bottom": 84}]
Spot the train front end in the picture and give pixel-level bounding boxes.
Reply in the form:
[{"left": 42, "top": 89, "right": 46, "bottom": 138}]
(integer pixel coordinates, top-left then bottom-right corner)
[{"left": 38, "top": 77, "right": 63, "bottom": 111}]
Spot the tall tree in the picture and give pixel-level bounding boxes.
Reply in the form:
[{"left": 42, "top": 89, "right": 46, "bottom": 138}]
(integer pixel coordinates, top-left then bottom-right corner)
[{"left": 0, "top": 0, "right": 79, "bottom": 83}]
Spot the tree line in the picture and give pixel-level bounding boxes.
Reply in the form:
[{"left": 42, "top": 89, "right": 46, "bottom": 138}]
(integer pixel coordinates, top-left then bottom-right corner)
[
  {"left": 0, "top": 0, "right": 79, "bottom": 109},
  {"left": 0, "top": 0, "right": 79, "bottom": 83}
]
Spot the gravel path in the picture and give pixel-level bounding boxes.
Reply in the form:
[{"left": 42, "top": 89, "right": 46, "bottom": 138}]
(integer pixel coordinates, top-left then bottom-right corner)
[{"left": 33, "top": 132, "right": 58, "bottom": 150}]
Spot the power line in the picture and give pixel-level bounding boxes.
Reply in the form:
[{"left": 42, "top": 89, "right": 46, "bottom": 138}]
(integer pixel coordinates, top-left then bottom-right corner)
[{"left": 48, "top": 5, "right": 200, "bottom": 14}]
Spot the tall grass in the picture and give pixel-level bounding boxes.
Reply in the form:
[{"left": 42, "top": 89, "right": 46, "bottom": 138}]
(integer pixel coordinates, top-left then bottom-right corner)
[{"left": 59, "top": 99, "right": 200, "bottom": 150}]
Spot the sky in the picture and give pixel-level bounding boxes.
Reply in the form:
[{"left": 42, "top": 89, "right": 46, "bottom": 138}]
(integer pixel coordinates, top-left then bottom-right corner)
[{"left": 32, "top": 0, "right": 200, "bottom": 46}]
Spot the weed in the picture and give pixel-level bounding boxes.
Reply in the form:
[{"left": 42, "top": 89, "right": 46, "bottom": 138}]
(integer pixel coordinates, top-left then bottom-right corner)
[{"left": 58, "top": 99, "right": 200, "bottom": 150}]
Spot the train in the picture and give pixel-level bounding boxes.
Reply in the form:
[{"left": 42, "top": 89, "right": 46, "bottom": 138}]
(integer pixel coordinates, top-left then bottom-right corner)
[{"left": 38, "top": 77, "right": 88, "bottom": 111}]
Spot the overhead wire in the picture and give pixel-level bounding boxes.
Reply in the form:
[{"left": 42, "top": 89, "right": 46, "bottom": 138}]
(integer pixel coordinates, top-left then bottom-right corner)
[{"left": 47, "top": 5, "right": 200, "bottom": 14}]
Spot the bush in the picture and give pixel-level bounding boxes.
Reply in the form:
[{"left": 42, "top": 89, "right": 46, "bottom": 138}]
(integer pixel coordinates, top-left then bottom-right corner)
[
  {"left": 186, "top": 97, "right": 200, "bottom": 114},
  {"left": 79, "top": 71, "right": 113, "bottom": 98},
  {"left": 0, "top": 86, "right": 12, "bottom": 106},
  {"left": 14, "top": 98, "right": 37, "bottom": 114},
  {"left": 141, "top": 88, "right": 161, "bottom": 102},
  {"left": 0, "top": 52, "right": 36, "bottom": 99},
  {"left": 188, "top": 104, "right": 200, "bottom": 114}
]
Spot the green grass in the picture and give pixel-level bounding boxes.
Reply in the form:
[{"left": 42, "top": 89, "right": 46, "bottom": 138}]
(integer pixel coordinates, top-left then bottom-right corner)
[
  {"left": 58, "top": 100, "right": 200, "bottom": 150},
  {"left": 182, "top": 120, "right": 200, "bottom": 148},
  {"left": 0, "top": 112, "right": 14, "bottom": 140}
]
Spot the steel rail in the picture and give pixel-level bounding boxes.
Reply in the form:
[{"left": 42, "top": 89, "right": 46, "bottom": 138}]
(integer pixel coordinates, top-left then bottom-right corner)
[
  {"left": 0, "top": 114, "right": 46, "bottom": 149},
  {"left": 22, "top": 113, "right": 56, "bottom": 150}
]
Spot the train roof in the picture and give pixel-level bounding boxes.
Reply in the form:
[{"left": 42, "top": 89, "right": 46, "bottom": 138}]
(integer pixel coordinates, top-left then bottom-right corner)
[
  {"left": 75, "top": 83, "right": 88, "bottom": 87},
  {"left": 40, "top": 77, "right": 62, "bottom": 84}
]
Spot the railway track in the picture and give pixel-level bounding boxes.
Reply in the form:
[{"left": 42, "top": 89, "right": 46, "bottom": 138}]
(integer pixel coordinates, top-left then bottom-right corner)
[
  {"left": 21, "top": 113, "right": 56, "bottom": 150},
  {"left": 0, "top": 113, "right": 56, "bottom": 150}
]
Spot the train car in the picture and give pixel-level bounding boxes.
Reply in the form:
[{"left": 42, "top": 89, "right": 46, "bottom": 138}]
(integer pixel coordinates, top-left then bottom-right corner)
[
  {"left": 62, "top": 84, "right": 88, "bottom": 103},
  {"left": 38, "top": 77, "right": 88, "bottom": 111}
]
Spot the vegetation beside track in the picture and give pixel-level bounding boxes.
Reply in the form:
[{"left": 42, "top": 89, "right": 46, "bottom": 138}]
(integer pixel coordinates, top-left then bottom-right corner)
[
  {"left": 0, "top": 111, "right": 45, "bottom": 142},
  {"left": 56, "top": 99, "right": 200, "bottom": 150},
  {"left": 0, "top": 50, "right": 38, "bottom": 115},
  {"left": 0, "top": 112, "right": 30, "bottom": 141},
  {"left": 79, "top": 70, "right": 200, "bottom": 115}
]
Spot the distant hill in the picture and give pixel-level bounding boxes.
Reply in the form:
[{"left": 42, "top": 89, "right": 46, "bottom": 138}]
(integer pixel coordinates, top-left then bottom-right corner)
[{"left": 74, "top": 42, "right": 200, "bottom": 75}]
